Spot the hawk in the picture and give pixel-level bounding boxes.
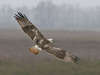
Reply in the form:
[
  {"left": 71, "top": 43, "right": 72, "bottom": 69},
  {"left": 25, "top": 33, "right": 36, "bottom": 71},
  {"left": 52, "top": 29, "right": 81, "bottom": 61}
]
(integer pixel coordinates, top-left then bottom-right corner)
[{"left": 14, "top": 12, "right": 79, "bottom": 63}]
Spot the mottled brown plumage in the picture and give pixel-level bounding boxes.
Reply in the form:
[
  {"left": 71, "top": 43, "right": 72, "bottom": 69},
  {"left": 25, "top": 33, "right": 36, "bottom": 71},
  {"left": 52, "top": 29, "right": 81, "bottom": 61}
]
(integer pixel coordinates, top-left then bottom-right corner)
[{"left": 14, "top": 12, "right": 79, "bottom": 63}]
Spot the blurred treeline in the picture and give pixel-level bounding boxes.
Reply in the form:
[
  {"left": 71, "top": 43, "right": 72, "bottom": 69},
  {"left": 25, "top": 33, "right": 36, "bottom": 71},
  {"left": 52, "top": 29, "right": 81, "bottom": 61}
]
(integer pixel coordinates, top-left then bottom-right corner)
[{"left": 0, "top": 1, "right": 100, "bottom": 30}]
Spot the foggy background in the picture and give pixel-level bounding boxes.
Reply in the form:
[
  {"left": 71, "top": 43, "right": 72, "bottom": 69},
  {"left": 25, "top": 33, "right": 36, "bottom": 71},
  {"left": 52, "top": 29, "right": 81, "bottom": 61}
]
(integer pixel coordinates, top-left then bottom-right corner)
[
  {"left": 0, "top": 0, "right": 100, "bottom": 31},
  {"left": 0, "top": 1, "right": 100, "bottom": 75}
]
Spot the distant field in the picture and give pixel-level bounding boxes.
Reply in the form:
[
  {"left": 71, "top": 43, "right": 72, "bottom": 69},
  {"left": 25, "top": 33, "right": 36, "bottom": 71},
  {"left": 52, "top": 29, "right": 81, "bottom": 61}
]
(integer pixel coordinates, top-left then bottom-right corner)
[
  {"left": 0, "top": 59, "right": 100, "bottom": 75},
  {"left": 0, "top": 29, "right": 100, "bottom": 75}
]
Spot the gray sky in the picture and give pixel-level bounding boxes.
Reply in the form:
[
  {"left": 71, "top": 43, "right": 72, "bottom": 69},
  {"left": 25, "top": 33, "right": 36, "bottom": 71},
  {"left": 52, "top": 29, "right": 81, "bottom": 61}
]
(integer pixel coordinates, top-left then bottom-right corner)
[{"left": 0, "top": 0, "right": 100, "bottom": 8}]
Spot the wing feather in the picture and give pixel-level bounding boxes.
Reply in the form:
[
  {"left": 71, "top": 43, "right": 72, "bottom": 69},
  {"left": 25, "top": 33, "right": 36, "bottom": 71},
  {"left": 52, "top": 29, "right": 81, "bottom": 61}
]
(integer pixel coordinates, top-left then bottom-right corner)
[{"left": 14, "top": 12, "right": 50, "bottom": 46}]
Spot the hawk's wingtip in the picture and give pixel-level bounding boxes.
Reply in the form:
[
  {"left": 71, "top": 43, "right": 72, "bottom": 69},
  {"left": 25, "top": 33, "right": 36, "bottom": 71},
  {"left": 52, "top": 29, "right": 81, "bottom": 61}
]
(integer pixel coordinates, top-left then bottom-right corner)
[
  {"left": 14, "top": 14, "right": 20, "bottom": 19},
  {"left": 63, "top": 52, "right": 80, "bottom": 64},
  {"left": 14, "top": 11, "right": 26, "bottom": 19},
  {"left": 17, "top": 11, "right": 24, "bottom": 18}
]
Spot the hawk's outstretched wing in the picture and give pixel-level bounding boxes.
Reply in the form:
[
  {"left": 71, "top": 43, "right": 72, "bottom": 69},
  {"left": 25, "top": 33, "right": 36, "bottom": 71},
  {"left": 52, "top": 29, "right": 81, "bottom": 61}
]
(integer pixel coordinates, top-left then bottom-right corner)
[{"left": 14, "top": 12, "right": 79, "bottom": 63}]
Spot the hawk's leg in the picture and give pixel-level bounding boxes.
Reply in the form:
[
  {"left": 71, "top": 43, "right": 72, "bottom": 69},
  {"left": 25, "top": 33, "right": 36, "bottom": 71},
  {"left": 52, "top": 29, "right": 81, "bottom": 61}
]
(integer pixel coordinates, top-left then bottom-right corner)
[{"left": 29, "top": 45, "right": 42, "bottom": 55}]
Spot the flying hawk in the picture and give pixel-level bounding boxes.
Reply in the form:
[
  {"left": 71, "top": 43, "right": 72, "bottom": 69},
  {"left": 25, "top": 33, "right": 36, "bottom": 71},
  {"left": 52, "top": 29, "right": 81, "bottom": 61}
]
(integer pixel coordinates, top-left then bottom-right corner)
[{"left": 14, "top": 12, "right": 79, "bottom": 63}]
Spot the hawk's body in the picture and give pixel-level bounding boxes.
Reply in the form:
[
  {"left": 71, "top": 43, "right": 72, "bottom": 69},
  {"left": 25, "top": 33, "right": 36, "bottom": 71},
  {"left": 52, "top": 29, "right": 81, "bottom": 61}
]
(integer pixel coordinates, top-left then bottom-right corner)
[{"left": 14, "top": 12, "right": 79, "bottom": 63}]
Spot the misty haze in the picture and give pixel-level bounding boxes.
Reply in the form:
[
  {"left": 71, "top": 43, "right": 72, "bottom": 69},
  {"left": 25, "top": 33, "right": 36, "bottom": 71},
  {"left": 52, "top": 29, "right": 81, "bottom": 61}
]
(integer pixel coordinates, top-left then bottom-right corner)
[
  {"left": 0, "top": 0, "right": 100, "bottom": 30},
  {"left": 0, "top": 0, "right": 100, "bottom": 75}
]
